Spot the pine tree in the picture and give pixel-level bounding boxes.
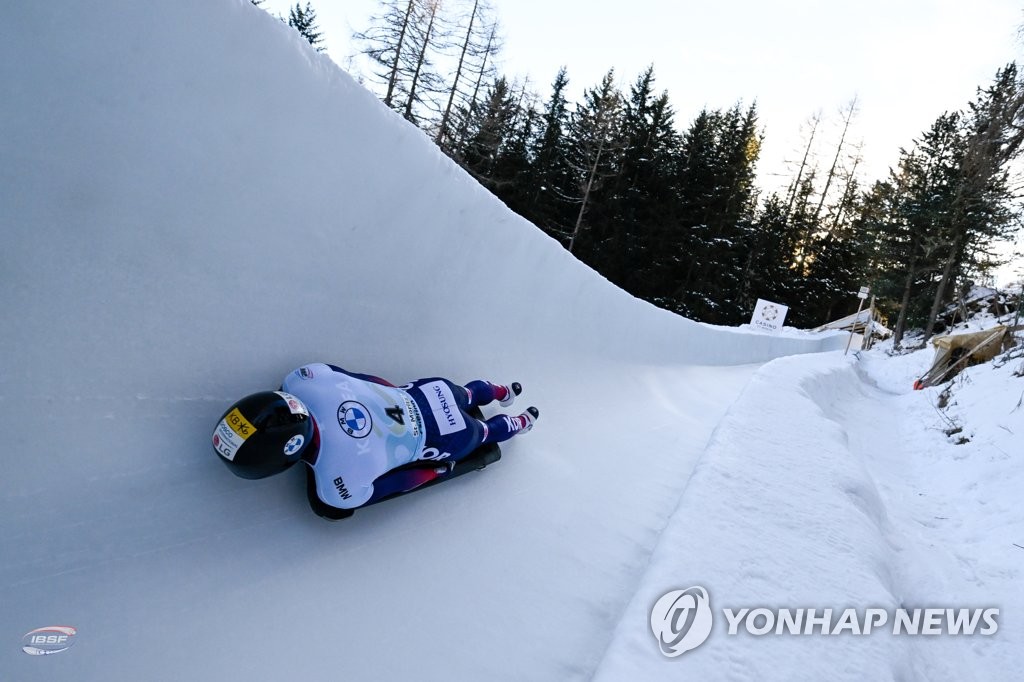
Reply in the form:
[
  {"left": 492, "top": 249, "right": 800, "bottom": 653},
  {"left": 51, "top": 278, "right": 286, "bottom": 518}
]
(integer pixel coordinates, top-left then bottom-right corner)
[
  {"left": 606, "top": 67, "right": 681, "bottom": 295},
  {"left": 490, "top": 91, "right": 539, "bottom": 215},
  {"left": 737, "top": 194, "right": 802, "bottom": 315},
  {"left": 434, "top": 0, "right": 501, "bottom": 151},
  {"left": 784, "top": 111, "right": 822, "bottom": 221},
  {"left": 922, "top": 64, "right": 1024, "bottom": 340},
  {"left": 354, "top": 0, "right": 445, "bottom": 116},
  {"left": 446, "top": 22, "right": 501, "bottom": 152},
  {"left": 457, "top": 77, "right": 518, "bottom": 180},
  {"left": 356, "top": 0, "right": 414, "bottom": 107},
  {"left": 853, "top": 177, "right": 915, "bottom": 341},
  {"left": 398, "top": 0, "right": 449, "bottom": 125},
  {"left": 564, "top": 70, "right": 624, "bottom": 257},
  {"left": 527, "top": 68, "right": 575, "bottom": 243},
  {"left": 903, "top": 118, "right": 963, "bottom": 341},
  {"left": 668, "top": 104, "right": 761, "bottom": 322},
  {"left": 811, "top": 96, "right": 859, "bottom": 226},
  {"left": 288, "top": 2, "right": 325, "bottom": 52}
]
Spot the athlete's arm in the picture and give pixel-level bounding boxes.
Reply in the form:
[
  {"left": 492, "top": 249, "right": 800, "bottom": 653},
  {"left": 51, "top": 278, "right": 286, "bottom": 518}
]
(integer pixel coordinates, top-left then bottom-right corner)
[{"left": 305, "top": 467, "right": 354, "bottom": 520}]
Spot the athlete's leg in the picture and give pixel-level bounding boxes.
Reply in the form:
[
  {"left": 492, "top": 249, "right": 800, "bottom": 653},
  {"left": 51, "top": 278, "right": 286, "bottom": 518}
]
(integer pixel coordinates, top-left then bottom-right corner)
[
  {"left": 365, "top": 467, "right": 440, "bottom": 505},
  {"left": 410, "top": 378, "right": 535, "bottom": 460},
  {"left": 478, "top": 408, "right": 539, "bottom": 444},
  {"left": 463, "top": 380, "right": 520, "bottom": 408}
]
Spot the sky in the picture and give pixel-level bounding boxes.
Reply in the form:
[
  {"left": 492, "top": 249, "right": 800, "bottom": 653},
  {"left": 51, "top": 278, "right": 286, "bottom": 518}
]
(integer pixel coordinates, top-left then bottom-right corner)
[{"left": 260, "top": 0, "right": 1024, "bottom": 284}]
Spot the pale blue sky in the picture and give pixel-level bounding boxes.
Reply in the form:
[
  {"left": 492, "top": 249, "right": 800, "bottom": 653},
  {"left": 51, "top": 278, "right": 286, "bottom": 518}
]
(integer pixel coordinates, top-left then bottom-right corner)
[{"left": 261, "top": 0, "right": 1023, "bottom": 283}]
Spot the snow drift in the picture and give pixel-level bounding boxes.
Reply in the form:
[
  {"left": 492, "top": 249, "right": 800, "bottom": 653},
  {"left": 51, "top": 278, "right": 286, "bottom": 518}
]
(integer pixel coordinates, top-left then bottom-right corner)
[{"left": 1, "top": 1, "right": 850, "bottom": 680}]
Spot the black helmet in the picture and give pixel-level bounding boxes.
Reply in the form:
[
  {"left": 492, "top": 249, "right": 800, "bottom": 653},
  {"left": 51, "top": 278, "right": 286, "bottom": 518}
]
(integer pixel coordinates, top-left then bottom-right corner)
[{"left": 212, "top": 391, "right": 316, "bottom": 479}]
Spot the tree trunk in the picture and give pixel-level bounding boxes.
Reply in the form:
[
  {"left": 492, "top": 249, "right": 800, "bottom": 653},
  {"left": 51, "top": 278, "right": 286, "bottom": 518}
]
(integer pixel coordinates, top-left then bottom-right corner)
[
  {"left": 829, "top": 153, "right": 860, "bottom": 234},
  {"left": 403, "top": 1, "right": 438, "bottom": 122},
  {"left": 922, "top": 230, "right": 962, "bottom": 341},
  {"left": 384, "top": 0, "right": 417, "bottom": 108},
  {"left": 813, "top": 96, "right": 857, "bottom": 224},
  {"left": 435, "top": 0, "right": 478, "bottom": 146},
  {"left": 568, "top": 137, "right": 604, "bottom": 253},
  {"left": 893, "top": 252, "right": 918, "bottom": 348},
  {"left": 451, "top": 24, "right": 496, "bottom": 153},
  {"left": 786, "top": 111, "right": 820, "bottom": 219},
  {"left": 922, "top": 71, "right": 1024, "bottom": 340}
]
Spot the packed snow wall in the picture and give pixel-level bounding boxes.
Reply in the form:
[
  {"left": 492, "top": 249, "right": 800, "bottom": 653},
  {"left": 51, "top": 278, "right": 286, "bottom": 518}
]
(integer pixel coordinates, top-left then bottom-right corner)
[
  {"left": 1, "top": 2, "right": 849, "bottom": 680},
  {"left": 1, "top": 0, "right": 845, "bottom": 405}
]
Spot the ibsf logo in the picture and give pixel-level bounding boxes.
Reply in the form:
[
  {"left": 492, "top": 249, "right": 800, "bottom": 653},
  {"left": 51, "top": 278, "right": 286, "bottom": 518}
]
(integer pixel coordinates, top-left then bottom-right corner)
[
  {"left": 22, "top": 626, "right": 77, "bottom": 656},
  {"left": 650, "top": 586, "right": 713, "bottom": 657}
]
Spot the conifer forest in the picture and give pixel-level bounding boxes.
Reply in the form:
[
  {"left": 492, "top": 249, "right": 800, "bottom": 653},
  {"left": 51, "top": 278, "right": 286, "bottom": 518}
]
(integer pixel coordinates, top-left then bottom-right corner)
[{"left": 271, "top": 0, "right": 1024, "bottom": 344}]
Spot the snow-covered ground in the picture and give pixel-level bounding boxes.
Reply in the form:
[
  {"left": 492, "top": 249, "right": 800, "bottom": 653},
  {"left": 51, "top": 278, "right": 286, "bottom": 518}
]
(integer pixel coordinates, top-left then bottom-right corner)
[
  {"left": 2, "top": 2, "right": 1021, "bottom": 680},
  {"left": 595, "top": 345, "right": 1024, "bottom": 680}
]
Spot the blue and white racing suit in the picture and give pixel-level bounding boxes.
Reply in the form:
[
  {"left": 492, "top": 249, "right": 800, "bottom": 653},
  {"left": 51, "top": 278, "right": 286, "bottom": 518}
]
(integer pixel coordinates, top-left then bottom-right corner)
[{"left": 281, "top": 363, "right": 525, "bottom": 515}]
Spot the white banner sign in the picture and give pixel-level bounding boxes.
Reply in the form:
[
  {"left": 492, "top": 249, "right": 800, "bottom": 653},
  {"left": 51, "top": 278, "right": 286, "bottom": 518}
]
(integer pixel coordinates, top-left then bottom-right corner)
[{"left": 751, "top": 299, "right": 789, "bottom": 333}]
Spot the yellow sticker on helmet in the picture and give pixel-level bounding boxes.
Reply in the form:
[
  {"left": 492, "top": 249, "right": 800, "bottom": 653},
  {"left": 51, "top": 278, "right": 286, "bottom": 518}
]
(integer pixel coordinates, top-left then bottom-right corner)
[{"left": 225, "top": 408, "right": 256, "bottom": 440}]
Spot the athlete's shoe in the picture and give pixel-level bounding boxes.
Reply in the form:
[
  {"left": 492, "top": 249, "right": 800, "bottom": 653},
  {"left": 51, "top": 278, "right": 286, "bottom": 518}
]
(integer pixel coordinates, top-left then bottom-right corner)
[
  {"left": 498, "top": 382, "right": 523, "bottom": 408},
  {"left": 519, "top": 406, "right": 539, "bottom": 432}
]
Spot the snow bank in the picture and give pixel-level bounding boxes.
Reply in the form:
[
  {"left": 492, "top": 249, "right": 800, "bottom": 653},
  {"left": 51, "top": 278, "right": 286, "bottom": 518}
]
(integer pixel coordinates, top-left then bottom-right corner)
[
  {"left": 857, "top": 347, "right": 1024, "bottom": 681},
  {"left": 594, "top": 348, "right": 1023, "bottom": 680},
  {"left": 593, "top": 353, "right": 910, "bottom": 680}
]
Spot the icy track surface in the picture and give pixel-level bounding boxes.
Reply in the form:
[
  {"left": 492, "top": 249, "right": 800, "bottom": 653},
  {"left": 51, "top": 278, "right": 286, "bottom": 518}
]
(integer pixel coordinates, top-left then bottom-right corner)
[{"left": 1, "top": 2, "right": 846, "bottom": 679}]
